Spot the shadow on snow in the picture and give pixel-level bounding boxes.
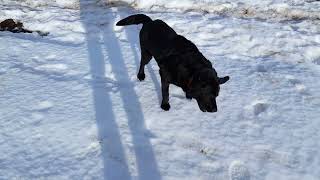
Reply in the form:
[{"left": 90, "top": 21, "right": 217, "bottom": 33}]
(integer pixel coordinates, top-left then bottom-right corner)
[{"left": 79, "top": 1, "right": 161, "bottom": 179}]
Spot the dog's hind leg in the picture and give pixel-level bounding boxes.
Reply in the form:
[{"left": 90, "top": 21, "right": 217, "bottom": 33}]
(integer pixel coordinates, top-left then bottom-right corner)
[
  {"left": 159, "top": 69, "right": 170, "bottom": 111},
  {"left": 137, "top": 46, "right": 152, "bottom": 81}
]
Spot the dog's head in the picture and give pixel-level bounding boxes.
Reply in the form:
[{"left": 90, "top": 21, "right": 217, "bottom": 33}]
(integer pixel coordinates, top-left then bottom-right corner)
[{"left": 188, "top": 69, "right": 229, "bottom": 112}]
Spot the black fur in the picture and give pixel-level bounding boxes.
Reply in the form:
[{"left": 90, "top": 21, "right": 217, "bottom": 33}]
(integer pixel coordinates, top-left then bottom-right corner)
[
  {"left": 117, "top": 14, "right": 229, "bottom": 112},
  {"left": 0, "top": 19, "right": 32, "bottom": 33},
  {"left": 0, "top": 19, "right": 48, "bottom": 36}
]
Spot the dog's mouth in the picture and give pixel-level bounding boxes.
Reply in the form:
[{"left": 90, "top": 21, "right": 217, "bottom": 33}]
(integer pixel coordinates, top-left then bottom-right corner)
[{"left": 196, "top": 98, "right": 217, "bottom": 113}]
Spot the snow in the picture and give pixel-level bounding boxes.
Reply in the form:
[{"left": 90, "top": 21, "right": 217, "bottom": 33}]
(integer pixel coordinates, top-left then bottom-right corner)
[
  {"left": 228, "top": 161, "right": 250, "bottom": 180},
  {"left": 6, "top": 0, "right": 320, "bottom": 21},
  {"left": 1, "top": 0, "right": 320, "bottom": 179}
]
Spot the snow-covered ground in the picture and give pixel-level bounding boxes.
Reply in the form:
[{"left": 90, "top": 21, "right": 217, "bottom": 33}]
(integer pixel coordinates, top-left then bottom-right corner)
[
  {"left": 1, "top": 0, "right": 320, "bottom": 179},
  {"left": 3, "top": 0, "right": 320, "bottom": 21}
]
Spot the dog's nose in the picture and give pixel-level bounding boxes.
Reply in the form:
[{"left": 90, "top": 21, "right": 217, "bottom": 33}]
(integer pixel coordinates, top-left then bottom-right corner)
[{"left": 207, "top": 108, "right": 217, "bottom": 113}]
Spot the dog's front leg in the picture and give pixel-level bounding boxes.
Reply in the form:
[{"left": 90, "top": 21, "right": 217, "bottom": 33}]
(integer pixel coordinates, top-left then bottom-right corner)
[
  {"left": 185, "top": 92, "right": 192, "bottom": 100},
  {"left": 159, "top": 70, "right": 170, "bottom": 111}
]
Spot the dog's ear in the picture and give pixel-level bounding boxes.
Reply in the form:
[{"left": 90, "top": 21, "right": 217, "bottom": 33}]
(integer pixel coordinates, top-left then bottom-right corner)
[{"left": 218, "top": 76, "right": 230, "bottom": 84}]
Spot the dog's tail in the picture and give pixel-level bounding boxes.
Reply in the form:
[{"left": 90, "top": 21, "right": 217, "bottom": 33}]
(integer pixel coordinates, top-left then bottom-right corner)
[{"left": 116, "top": 14, "right": 152, "bottom": 26}]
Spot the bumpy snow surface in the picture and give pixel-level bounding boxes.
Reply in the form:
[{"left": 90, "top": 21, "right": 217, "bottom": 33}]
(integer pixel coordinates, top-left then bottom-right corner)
[{"left": 1, "top": 0, "right": 320, "bottom": 179}]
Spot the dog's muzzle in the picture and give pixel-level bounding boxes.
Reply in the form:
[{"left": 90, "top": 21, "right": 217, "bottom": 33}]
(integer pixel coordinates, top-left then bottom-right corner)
[{"left": 196, "top": 97, "right": 217, "bottom": 113}]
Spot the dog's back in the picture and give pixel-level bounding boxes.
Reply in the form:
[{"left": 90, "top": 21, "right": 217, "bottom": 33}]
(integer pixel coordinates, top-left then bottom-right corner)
[
  {"left": 117, "top": 14, "right": 177, "bottom": 60},
  {"left": 140, "top": 19, "right": 178, "bottom": 60},
  {"left": 117, "top": 14, "right": 202, "bottom": 61}
]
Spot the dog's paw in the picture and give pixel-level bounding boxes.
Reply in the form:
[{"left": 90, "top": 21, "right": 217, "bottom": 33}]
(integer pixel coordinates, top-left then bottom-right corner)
[
  {"left": 186, "top": 93, "right": 192, "bottom": 100},
  {"left": 161, "top": 103, "right": 170, "bottom": 111},
  {"left": 137, "top": 73, "right": 145, "bottom": 81}
]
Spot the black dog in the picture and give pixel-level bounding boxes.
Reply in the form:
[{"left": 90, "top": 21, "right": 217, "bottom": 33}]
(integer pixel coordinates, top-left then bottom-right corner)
[{"left": 117, "top": 14, "right": 229, "bottom": 112}]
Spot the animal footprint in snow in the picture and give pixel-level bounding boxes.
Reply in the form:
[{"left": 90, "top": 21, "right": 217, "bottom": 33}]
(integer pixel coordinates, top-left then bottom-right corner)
[
  {"left": 250, "top": 145, "right": 300, "bottom": 168},
  {"left": 0, "top": 68, "right": 6, "bottom": 75},
  {"left": 285, "top": 75, "right": 300, "bottom": 85},
  {"left": 228, "top": 160, "right": 250, "bottom": 180},
  {"left": 285, "top": 75, "right": 308, "bottom": 94},
  {"left": 37, "top": 64, "right": 68, "bottom": 74},
  {"left": 246, "top": 100, "right": 269, "bottom": 116},
  {"left": 295, "top": 84, "right": 308, "bottom": 94},
  {"left": 305, "top": 47, "right": 320, "bottom": 65},
  {"left": 177, "top": 136, "right": 219, "bottom": 159},
  {"left": 255, "top": 64, "right": 267, "bottom": 73},
  {"left": 313, "top": 58, "right": 320, "bottom": 65},
  {"left": 33, "top": 101, "right": 54, "bottom": 111}
]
